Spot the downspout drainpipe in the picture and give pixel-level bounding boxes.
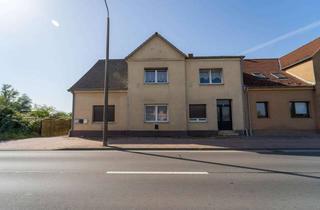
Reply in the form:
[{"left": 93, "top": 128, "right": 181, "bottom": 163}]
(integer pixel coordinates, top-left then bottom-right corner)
[
  {"left": 70, "top": 92, "right": 75, "bottom": 137},
  {"left": 240, "top": 57, "right": 251, "bottom": 136},
  {"left": 245, "top": 87, "right": 253, "bottom": 136},
  {"left": 184, "top": 57, "right": 189, "bottom": 136}
]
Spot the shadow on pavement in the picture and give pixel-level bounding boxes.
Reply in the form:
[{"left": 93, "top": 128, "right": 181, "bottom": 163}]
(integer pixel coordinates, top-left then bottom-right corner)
[
  {"left": 80, "top": 136, "right": 320, "bottom": 156},
  {"left": 258, "top": 150, "right": 320, "bottom": 157},
  {"left": 109, "top": 146, "right": 320, "bottom": 180}
]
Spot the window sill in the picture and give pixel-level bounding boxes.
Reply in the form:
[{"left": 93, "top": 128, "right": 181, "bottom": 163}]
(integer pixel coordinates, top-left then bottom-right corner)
[
  {"left": 144, "top": 121, "right": 169, "bottom": 123},
  {"left": 144, "top": 82, "right": 169, "bottom": 85},
  {"left": 92, "top": 121, "right": 116, "bottom": 124},
  {"left": 199, "top": 83, "right": 224, "bottom": 86},
  {"left": 189, "top": 119, "right": 208, "bottom": 123}
]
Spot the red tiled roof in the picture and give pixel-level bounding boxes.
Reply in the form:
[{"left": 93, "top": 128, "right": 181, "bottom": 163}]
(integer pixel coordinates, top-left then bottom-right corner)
[
  {"left": 243, "top": 59, "right": 312, "bottom": 87},
  {"left": 280, "top": 37, "right": 320, "bottom": 69}
]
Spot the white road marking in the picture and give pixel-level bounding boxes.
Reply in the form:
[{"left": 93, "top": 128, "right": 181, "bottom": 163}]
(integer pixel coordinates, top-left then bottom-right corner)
[
  {"left": 88, "top": 150, "right": 251, "bottom": 153},
  {"left": 106, "top": 171, "right": 209, "bottom": 175}
]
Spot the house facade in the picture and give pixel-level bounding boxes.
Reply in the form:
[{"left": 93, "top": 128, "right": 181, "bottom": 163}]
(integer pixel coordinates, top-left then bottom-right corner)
[
  {"left": 69, "top": 33, "right": 246, "bottom": 137},
  {"left": 69, "top": 33, "right": 320, "bottom": 137},
  {"left": 243, "top": 37, "right": 320, "bottom": 134}
]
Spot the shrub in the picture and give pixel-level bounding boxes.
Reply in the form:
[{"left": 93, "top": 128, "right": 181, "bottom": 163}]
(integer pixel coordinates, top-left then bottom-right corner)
[{"left": 0, "top": 84, "right": 70, "bottom": 140}]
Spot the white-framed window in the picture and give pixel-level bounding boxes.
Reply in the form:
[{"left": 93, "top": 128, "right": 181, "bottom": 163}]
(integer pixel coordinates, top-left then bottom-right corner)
[
  {"left": 252, "top": 72, "right": 266, "bottom": 79},
  {"left": 144, "top": 105, "right": 168, "bottom": 122},
  {"left": 271, "top": 72, "right": 288, "bottom": 80},
  {"left": 189, "top": 104, "right": 207, "bottom": 122},
  {"left": 144, "top": 68, "right": 168, "bottom": 84},
  {"left": 199, "top": 68, "right": 223, "bottom": 84}
]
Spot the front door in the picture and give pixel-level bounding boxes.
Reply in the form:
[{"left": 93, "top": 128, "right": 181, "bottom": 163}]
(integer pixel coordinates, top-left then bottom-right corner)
[{"left": 217, "top": 99, "right": 232, "bottom": 130}]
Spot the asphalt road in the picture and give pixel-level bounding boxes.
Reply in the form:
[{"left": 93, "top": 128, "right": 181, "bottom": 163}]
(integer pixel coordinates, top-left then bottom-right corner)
[{"left": 0, "top": 150, "right": 320, "bottom": 210}]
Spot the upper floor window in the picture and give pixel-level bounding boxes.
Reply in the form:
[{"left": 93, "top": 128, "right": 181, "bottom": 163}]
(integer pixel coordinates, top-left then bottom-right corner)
[
  {"left": 290, "top": 101, "right": 310, "bottom": 118},
  {"left": 271, "top": 73, "right": 288, "bottom": 80},
  {"left": 144, "top": 68, "right": 168, "bottom": 84},
  {"left": 92, "top": 105, "right": 115, "bottom": 122},
  {"left": 144, "top": 104, "right": 168, "bottom": 122},
  {"left": 199, "top": 68, "right": 223, "bottom": 84}
]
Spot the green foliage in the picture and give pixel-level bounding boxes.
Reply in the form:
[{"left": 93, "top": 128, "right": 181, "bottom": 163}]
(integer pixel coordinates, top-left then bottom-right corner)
[
  {"left": 1, "top": 84, "right": 19, "bottom": 105},
  {"left": 0, "top": 130, "right": 39, "bottom": 141},
  {"left": 0, "top": 84, "right": 32, "bottom": 113},
  {"left": 0, "top": 84, "right": 71, "bottom": 140},
  {"left": 15, "top": 94, "right": 32, "bottom": 113},
  {"left": 30, "top": 105, "right": 55, "bottom": 118}
]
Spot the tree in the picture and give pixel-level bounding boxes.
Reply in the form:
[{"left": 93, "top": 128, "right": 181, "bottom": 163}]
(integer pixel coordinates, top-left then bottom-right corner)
[
  {"left": 0, "top": 84, "right": 32, "bottom": 113},
  {"left": 15, "top": 94, "right": 32, "bottom": 113},
  {"left": 0, "top": 95, "right": 5, "bottom": 106},
  {"left": 1, "top": 84, "right": 18, "bottom": 105},
  {"left": 30, "top": 105, "right": 55, "bottom": 118}
]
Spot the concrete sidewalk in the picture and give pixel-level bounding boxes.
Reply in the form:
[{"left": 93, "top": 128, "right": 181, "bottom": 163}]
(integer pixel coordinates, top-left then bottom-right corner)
[{"left": 0, "top": 135, "right": 320, "bottom": 150}]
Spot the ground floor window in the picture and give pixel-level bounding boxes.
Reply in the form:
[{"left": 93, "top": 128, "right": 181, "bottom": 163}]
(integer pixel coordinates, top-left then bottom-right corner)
[
  {"left": 290, "top": 101, "right": 310, "bottom": 118},
  {"left": 144, "top": 105, "right": 168, "bottom": 122},
  {"left": 189, "top": 104, "right": 207, "bottom": 122},
  {"left": 256, "top": 102, "right": 268, "bottom": 118},
  {"left": 92, "top": 105, "right": 115, "bottom": 122}
]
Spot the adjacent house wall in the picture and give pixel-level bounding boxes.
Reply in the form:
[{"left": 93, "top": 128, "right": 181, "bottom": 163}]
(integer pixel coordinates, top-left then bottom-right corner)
[
  {"left": 72, "top": 91, "right": 128, "bottom": 132},
  {"left": 312, "top": 51, "right": 320, "bottom": 129},
  {"left": 285, "top": 60, "right": 315, "bottom": 84},
  {"left": 248, "top": 89, "right": 316, "bottom": 133},
  {"left": 186, "top": 58, "right": 245, "bottom": 131}
]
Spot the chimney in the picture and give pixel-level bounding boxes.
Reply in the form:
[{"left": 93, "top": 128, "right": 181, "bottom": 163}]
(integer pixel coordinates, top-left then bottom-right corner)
[{"left": 188, "top": 53, "right": 194, "bottom": 58}]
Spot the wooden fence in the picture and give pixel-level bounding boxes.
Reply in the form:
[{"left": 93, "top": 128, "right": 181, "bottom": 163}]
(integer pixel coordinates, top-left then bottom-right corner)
[{"left": 41, "top": 119, "right": 71, "bottom": 137}]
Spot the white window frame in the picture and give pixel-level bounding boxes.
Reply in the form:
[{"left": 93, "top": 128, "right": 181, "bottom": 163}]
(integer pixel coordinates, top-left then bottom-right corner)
[
  {"left": 199, "top": 68, "right": 223, "bottom": 85},
  {"left": 144, "top": 69, "right": 168, "bottom": 84},
  {"left": 189, "top": 104, "right": 207, "bottom": 122},
  {"left": 144, "top": 104, "right": 169, "bottom": 123}
]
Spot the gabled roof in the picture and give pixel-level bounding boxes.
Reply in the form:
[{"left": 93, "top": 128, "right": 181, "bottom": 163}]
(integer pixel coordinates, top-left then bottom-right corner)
[
  {"left": 280, "top": 37, "right": 320, "bottom": 69},
  {"left": 68, "top": 59, "right": 127, "bottom": 92},
  {"left": 243, "top": 58, "right": 312, "bottom": 87},
  {"left": 125, "top": 32, "right": 187, "bottom": 59}
]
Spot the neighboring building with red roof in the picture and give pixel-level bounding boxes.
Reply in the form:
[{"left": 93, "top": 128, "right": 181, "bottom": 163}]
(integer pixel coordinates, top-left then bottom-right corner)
[{"left": 243, "top": 37, "right": 320, "bottom": 134}]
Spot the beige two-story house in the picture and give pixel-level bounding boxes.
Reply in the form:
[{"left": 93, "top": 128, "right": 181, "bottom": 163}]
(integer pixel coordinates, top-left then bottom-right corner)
[{"left": 69, "top": 33, "right": 246, "bottom": 137}]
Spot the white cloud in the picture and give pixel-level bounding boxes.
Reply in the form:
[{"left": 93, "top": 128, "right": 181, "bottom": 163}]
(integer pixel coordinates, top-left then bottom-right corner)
[
  {"left": 51, "top": 19, "right": 60, "bottom": 28},
  {"left": 240, "top": 20, "right": 320, "bottom": 55}
]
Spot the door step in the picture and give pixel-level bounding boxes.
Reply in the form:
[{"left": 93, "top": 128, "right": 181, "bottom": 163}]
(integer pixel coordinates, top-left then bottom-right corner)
[{"left": 218, "top": 130, "right": 239, "bottom": 136}]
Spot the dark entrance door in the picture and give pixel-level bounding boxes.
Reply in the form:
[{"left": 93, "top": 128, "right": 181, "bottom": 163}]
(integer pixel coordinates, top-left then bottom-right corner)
[{"left": 217, "top": 99, "right": 232, "bottom": 130}]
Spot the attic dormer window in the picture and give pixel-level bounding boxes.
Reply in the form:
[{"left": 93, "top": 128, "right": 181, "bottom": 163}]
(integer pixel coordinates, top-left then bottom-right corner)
[
  {"left": 271, "top": 73, "right": 288, "bottom": 80},
  {"left": 252, "top": 72, "right": 266, "bottom": 79}
]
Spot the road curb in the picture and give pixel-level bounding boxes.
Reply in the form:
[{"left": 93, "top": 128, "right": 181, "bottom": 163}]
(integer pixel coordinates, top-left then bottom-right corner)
[{"left": 2, "top": 147, "right": 320, "bottom": 151}]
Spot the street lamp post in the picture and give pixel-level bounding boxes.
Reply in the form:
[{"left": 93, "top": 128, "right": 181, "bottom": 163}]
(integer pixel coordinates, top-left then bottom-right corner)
[{"left": 103, "top": 0, "right": 110, "bottom": 146}]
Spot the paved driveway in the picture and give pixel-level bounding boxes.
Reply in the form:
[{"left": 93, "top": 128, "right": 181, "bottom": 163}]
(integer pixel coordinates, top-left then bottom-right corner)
[{"left": 1, "top": 135, "right": 320, "bottom": 150}]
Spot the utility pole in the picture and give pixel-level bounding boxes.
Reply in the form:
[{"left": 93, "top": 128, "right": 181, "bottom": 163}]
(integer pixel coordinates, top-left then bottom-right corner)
[{"left": 103, "top": 0, "right": 110, "bottom": 146}]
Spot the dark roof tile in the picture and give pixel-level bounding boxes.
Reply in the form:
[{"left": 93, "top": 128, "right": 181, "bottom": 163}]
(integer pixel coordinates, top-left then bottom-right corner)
[{"left": 68, "top": 59, "right": 127, "bottom": 92}]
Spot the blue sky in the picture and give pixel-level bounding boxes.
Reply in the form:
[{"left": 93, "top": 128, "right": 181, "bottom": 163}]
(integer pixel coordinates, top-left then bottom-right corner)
[{"left": 1, "top": 0, "right": 320, "bottom": 112}]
